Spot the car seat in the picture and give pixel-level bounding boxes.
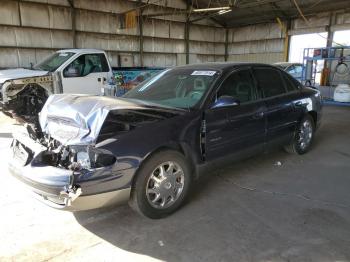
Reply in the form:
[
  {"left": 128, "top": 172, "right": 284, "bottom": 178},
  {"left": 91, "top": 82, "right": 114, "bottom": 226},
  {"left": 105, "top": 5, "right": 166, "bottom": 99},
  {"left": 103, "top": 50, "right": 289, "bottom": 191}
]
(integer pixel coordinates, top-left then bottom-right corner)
[
  {"left": 83, "top": 59, "right": 98, "bottom": 75},
  {"left": 234, "top": 82, "right": 252, "bottom": 103},
  {"left": 187, "top": 78, "right": 206, "bottom": 100}
]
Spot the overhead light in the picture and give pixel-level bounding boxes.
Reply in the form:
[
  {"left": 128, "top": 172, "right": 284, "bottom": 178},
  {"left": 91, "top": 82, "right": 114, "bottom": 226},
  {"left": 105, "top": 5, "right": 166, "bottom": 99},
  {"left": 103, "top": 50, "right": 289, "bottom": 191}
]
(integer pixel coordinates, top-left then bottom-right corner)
[
  {"left": 218, "top": 9, "right": 231, "bottom": 15},
  {"left": 193, "top": 6, "right": 231, "bottom": 13}
]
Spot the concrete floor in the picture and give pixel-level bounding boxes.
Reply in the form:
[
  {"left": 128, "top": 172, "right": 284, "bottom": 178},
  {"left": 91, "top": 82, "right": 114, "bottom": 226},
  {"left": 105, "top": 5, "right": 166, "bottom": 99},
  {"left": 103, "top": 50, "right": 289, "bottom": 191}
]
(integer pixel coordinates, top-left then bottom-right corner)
[{"left": 1, "top": 106, "right": 350, "bottom": 262}]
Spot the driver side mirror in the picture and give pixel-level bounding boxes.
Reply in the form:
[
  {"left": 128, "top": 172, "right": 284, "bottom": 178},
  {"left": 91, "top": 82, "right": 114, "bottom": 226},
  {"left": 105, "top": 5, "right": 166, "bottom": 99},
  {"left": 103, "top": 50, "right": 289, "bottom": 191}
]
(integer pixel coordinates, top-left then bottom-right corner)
[
  {"left": 211, "top": 95, "right": 240, "bottom": 109},
  {"left": 64, "top": 66, "right": 80, "bottom": 77}
]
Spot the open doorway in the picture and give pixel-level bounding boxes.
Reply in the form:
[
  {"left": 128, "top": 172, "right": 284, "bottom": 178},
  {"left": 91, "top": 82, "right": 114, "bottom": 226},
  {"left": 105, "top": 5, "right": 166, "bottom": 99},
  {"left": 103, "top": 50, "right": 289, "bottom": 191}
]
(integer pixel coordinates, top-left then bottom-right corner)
[
  {"left": 333, "top": 30, "right": 350, "bottom": 46},
  {"left": 289, "top": 33, "right": 328, "bottom": 85}
]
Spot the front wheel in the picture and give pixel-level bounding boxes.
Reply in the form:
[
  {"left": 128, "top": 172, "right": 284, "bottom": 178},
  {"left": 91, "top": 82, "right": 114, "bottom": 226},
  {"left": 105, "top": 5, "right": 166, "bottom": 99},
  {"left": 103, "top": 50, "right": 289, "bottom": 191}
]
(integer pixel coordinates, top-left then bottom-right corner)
[
  {"left": 129, "top": 150, "right": 192, "bottom": 219},
  {"left": 285, "top": 115, "right": 315, "bottom": 155}
]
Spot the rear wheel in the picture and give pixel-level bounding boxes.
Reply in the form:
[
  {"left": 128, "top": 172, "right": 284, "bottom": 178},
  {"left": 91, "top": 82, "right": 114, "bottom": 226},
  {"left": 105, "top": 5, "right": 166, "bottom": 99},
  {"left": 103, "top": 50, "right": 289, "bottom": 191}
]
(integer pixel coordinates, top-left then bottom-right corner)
[
  {"left": 285, "top": 115, "right": 315, "bottom": 154},
  {"left": 129, "top": 150, "right": 192, "bottom": 219}
]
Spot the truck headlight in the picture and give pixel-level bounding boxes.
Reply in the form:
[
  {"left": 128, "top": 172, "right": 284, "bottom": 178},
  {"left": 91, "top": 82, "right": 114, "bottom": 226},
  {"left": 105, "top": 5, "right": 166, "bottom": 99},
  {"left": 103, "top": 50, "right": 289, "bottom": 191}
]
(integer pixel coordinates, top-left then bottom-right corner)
[{"left": 70, "top": 146, "right": 116, "bottom": 170}]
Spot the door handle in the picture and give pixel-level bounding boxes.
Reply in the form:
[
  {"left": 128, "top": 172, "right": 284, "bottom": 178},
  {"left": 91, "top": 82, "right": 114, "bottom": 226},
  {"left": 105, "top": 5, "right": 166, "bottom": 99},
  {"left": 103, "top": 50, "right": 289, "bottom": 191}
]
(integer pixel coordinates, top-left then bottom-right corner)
[
  {"left": 294, "top": 101, "right": 303, "bottom": 107},
  {"left": 252, "top": 111, "right": 264, "bottom": 119}
]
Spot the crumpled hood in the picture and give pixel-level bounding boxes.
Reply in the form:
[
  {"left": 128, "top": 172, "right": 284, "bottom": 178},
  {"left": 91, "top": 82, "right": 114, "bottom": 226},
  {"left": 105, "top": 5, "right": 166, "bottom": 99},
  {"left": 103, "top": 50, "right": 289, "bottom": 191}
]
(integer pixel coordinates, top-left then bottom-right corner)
[
  {"left": 0, "top": 68, "right": 49, "bottom": 84},
  {"left": 39, "top": 94, "right": 176, "bottom": 145}
]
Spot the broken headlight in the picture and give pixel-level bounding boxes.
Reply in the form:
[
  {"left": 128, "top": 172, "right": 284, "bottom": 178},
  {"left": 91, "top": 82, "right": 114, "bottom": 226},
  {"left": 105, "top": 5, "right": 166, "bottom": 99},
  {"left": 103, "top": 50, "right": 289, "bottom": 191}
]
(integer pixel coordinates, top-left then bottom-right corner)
[{"left": 69, "top": 146, "right": 116, "bottom": 170}]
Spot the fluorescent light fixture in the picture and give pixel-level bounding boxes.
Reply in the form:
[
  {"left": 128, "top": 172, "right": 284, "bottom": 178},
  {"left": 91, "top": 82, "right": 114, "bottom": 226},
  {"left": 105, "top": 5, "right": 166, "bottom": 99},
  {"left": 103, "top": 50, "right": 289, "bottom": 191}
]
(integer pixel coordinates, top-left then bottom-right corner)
[
  {"left": 193, "top": 6, "right": 231, "bottom": 13},
  {"left": 218, "top": 9, "right": 231, "bottom": 15}
]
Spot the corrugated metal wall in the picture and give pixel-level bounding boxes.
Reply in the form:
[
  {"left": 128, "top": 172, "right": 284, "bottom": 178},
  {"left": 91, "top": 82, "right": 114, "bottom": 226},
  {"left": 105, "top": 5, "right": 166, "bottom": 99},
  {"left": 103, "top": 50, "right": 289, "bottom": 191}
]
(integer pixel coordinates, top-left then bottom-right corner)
[
  {"left": 0, "top": 0, "right": 349, "bottom": 68},
  {"left": 0, "top": 0, "right": 225, "bottom": 68},
  {"left": 227, "top": 10, "right": 350, "bottom": 64},
  {"left": 227, "top": 23, "right": 285, "bottom": 64}
]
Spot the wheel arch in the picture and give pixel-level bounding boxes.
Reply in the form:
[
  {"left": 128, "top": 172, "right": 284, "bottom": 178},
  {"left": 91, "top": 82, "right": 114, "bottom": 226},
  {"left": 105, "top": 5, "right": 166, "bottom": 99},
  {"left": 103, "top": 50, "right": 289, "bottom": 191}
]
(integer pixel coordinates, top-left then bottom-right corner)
[
  {"left": 307, "top": 110, "right": 317, "bottom": 126},
  {"left": 130, "top": 142, "right": 198, "bottom": 190}
]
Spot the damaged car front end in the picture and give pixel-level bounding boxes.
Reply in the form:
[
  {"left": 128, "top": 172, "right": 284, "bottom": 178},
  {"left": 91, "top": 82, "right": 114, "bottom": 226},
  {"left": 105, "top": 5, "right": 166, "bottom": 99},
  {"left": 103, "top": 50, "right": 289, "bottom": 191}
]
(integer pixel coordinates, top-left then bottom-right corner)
[{"left": 8, "top": 94, "right": 181, "bottom": 210}]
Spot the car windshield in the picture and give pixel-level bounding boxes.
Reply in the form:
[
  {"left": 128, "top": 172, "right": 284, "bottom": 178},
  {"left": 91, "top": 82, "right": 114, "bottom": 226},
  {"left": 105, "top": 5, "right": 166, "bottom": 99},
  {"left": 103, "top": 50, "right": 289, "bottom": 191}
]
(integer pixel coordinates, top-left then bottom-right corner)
[
  {"left": 123, "top": 68, "right": 219, "bottom": 109},
  {"left": 34, "top": 52, "right": 75, "bottom": 72}
]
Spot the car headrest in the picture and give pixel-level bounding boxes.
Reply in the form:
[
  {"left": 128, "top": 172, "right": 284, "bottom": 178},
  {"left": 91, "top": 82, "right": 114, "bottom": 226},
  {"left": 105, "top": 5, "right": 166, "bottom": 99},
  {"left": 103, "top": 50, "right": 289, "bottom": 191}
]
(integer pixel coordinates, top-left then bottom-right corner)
[{"left": 193, "top": 78, "right": 206, "bottom": 91}]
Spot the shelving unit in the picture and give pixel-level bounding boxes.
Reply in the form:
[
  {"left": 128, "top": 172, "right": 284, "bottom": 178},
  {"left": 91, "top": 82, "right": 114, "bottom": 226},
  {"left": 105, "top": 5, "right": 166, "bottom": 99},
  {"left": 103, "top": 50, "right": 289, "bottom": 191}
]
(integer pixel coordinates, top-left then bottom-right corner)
[{"left": 302, "top": 46, "right": 350, "bottom": 86}]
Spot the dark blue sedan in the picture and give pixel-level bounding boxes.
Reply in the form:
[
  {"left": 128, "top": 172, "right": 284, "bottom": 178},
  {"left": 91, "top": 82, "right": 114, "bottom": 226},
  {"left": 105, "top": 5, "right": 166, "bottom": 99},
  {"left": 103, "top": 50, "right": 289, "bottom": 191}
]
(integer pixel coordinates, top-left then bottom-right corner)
[{"left": 9, "top": 63, "right": 322, "bottom": 218}]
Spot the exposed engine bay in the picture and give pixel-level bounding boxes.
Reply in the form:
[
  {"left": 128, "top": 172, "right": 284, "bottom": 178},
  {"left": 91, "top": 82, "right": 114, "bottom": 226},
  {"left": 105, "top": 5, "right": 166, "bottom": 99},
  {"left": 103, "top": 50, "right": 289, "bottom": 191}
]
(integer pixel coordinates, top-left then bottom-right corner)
[
  {"left": 14, "top": 125, "right": 117, "bottom": 171},
  {"left": 13, "top": 94, "right": 178, "bottom": 172},
  {"left": 1, "top": 74, "right": 60, "bottom": 123},
  {"left": 2, "top": 84, "right": 49, "bottom": 122}
]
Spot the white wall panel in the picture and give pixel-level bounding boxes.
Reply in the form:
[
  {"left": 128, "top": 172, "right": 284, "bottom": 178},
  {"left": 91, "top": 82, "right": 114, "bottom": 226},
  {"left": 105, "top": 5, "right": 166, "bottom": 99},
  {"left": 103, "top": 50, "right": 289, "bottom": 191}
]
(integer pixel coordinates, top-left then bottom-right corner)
[
  {"left": 228, "top": 53, "right": 284, "bottom": 63},
  {"left": 143, "top": 19, "right": 170, "bottom": 38},
  {"left": 77, "top": 33, "right": 139, "bottom": 52},
  {"left": 48, "top": 6, "right": 72, "bottom": 30},
  {"left": 20, "top": 2, "right": 50, "bottom": 28},
  {"left": 0, "top": 0, "right": 20, "bottom": 26},
  {"left": 0, "top": 26, "right": 17, "bottom": 46},
  {"left": 0, "top": 48, "right": 19, "bottom": 68}
]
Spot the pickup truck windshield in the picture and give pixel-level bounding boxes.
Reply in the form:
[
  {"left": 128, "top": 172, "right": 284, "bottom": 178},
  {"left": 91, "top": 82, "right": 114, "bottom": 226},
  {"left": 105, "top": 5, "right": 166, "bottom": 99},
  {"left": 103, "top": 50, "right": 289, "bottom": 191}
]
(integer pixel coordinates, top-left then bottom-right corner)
[
  {"left": 34, "top": 52, "right": 75, "bottom": 72},
  {"left": 123, "top": 68, "right": 219, "bottom": 109}
]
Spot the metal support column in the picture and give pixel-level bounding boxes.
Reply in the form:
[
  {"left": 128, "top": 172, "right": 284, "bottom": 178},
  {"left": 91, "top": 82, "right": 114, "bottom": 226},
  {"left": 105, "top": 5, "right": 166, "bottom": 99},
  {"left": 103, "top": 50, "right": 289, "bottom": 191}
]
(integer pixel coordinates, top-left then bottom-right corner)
[
  {"left": 225, "top": 28, "right": 229, "bottom": 62},
  {"left": 17, "top": 0, "right": 22, "bottom": 26},
  {"left": 185, "top": 20, "right": 190, "bottom": 64},
  {"left": 185, "top": 1, "right": 191, "bottom": 64},
  {"left": 324, "top": 12, "right": 336, "bottom": 85},
  {"left": 138, "top": 0, "right": 144, "bottom": 67},
  {"left": 68, "top": 0, "right": 76, "bottom": 48}
]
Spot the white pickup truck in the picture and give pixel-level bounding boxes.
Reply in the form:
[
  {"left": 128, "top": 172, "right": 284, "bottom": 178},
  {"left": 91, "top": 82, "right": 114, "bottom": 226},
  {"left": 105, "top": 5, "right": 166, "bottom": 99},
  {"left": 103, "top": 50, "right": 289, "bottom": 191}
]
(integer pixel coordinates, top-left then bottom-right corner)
[{"left": 0, "top": 49, "right": 114, "bottom": 122}]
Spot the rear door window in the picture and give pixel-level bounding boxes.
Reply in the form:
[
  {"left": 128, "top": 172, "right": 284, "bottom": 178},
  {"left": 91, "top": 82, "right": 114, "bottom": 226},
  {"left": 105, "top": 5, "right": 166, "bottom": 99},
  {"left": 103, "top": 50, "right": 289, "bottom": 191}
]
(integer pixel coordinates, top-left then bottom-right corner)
[
  {"left": 253, "top": 68, "right": 287, "bottom": 98},
  {"left": 282, "top": 73, "right": 300, "bottom": 92}
]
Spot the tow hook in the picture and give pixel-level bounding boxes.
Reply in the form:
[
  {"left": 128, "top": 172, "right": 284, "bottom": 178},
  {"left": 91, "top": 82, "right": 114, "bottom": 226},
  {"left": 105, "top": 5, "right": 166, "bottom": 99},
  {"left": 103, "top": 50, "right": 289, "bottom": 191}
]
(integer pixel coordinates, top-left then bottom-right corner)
[{"left": 60, "top": 186, "right": 82, "bottom": 206}]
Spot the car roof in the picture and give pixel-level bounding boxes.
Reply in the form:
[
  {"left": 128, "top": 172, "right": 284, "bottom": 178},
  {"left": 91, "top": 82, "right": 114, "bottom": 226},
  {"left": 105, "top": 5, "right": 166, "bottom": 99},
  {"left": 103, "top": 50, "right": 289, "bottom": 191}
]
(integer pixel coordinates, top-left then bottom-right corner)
[
  {"left": 274, "top": 62, "right": 302, "bottom": 66},
  {"left": 56, "top": 49, "right": 105, "bottom": 54},
  {"left": 173, "top": 62, "right": 279, "bottom": 71}
]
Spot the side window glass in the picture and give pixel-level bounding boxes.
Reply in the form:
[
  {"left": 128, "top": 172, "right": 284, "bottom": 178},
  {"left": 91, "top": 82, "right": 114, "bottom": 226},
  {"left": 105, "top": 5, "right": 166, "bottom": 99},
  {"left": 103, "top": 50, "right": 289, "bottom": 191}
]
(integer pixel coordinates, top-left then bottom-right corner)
[
  {"left": 63, "top": 55, "right": 85, "bottom": 78},
  {"left": 99, "top": 54, "right": 109, "bottom": 72},
  {"left": 217, "top": 70, "right": 256, "bottom": 103},
  {"left": 63, "top": 54, "right": 108, "bottom": 78},
  {"left": 283, "top": 73, "right": 298, "bottom": 92},
  {"left": 294, "top": 65, "right": 303, "bottom": 78},
  {"left": 286, "top": 65, "right": 296, "bottom": 74},
  {"left": 254, "top": 68, "right": 286, "bottom": 98}
]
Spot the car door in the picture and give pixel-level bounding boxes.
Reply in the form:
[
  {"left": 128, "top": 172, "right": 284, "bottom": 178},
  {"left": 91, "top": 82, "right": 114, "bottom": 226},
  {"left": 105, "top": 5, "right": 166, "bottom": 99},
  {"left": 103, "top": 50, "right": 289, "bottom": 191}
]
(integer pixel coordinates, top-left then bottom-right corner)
[
  {"left": 61, "top": 53, "right": 110, "bottom": 94},
  {"left": 253, "top": 67, "right": 298, "bottom": 147},
  {"left": 205, "top": 68, "right": 267, "bottom": 161}
]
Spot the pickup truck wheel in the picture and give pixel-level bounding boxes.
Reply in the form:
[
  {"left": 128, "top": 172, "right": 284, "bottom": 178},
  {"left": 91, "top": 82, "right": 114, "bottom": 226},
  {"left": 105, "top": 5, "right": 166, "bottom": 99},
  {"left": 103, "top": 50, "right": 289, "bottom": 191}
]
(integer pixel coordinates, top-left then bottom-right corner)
[
  {"left": 285, "top": 115, "right": 315, "bottom": 155},
  {"left": 130, "top": 150, "right": 192, "bottom": 219}
]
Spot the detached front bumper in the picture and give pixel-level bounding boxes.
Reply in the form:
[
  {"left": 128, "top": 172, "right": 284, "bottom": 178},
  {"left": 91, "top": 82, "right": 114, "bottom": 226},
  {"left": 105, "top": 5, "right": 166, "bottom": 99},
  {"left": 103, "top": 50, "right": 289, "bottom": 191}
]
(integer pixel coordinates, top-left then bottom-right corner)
[{"left": 8, "top": 132, "right": 131, "bottom": 211}]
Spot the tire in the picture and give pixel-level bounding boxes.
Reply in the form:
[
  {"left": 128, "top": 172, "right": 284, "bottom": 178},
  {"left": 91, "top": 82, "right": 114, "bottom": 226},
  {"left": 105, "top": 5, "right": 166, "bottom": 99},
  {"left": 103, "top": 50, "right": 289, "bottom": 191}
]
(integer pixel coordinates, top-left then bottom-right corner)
[
  {"left": 129, "top": 150, "right": 192, "bottom": 219},
  {"left": 284, "top": 114, "right": 315, "bottom": 155}
]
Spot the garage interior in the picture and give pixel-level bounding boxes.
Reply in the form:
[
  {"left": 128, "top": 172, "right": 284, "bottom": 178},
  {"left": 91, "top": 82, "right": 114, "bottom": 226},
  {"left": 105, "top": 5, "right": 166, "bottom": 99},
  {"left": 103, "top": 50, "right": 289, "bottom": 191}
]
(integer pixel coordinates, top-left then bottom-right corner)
[{"left": 1, "top": 0, "right": 350, "bottom": 261}]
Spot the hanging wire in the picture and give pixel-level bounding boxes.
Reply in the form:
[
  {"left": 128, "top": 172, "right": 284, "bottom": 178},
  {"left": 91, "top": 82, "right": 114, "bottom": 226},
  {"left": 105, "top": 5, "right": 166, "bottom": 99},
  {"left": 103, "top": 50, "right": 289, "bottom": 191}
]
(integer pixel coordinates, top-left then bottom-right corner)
[{"left": 292, "top": 0, "right": 344, "bottom": 47}]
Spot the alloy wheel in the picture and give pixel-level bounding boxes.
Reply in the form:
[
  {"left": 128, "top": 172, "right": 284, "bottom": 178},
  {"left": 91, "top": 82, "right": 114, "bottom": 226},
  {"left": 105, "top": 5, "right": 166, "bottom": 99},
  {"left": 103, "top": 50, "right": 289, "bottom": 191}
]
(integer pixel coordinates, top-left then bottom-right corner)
[
  {"left": 298, "top": 119, "right": 313, "bottom": 150},
  {"left": 146, "top": 161, "right": 185, "bottom": 209}
]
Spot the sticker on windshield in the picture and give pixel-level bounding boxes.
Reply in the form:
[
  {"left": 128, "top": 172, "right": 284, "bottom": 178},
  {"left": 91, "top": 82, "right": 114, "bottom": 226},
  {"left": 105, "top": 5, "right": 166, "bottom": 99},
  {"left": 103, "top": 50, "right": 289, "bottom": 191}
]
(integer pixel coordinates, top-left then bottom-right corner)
[
  {"left": 59, "top": 53, "right": 69, "bottom": 57},
  {"left": 191, "top": 71, "right": 216, "bottom": 76}
]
